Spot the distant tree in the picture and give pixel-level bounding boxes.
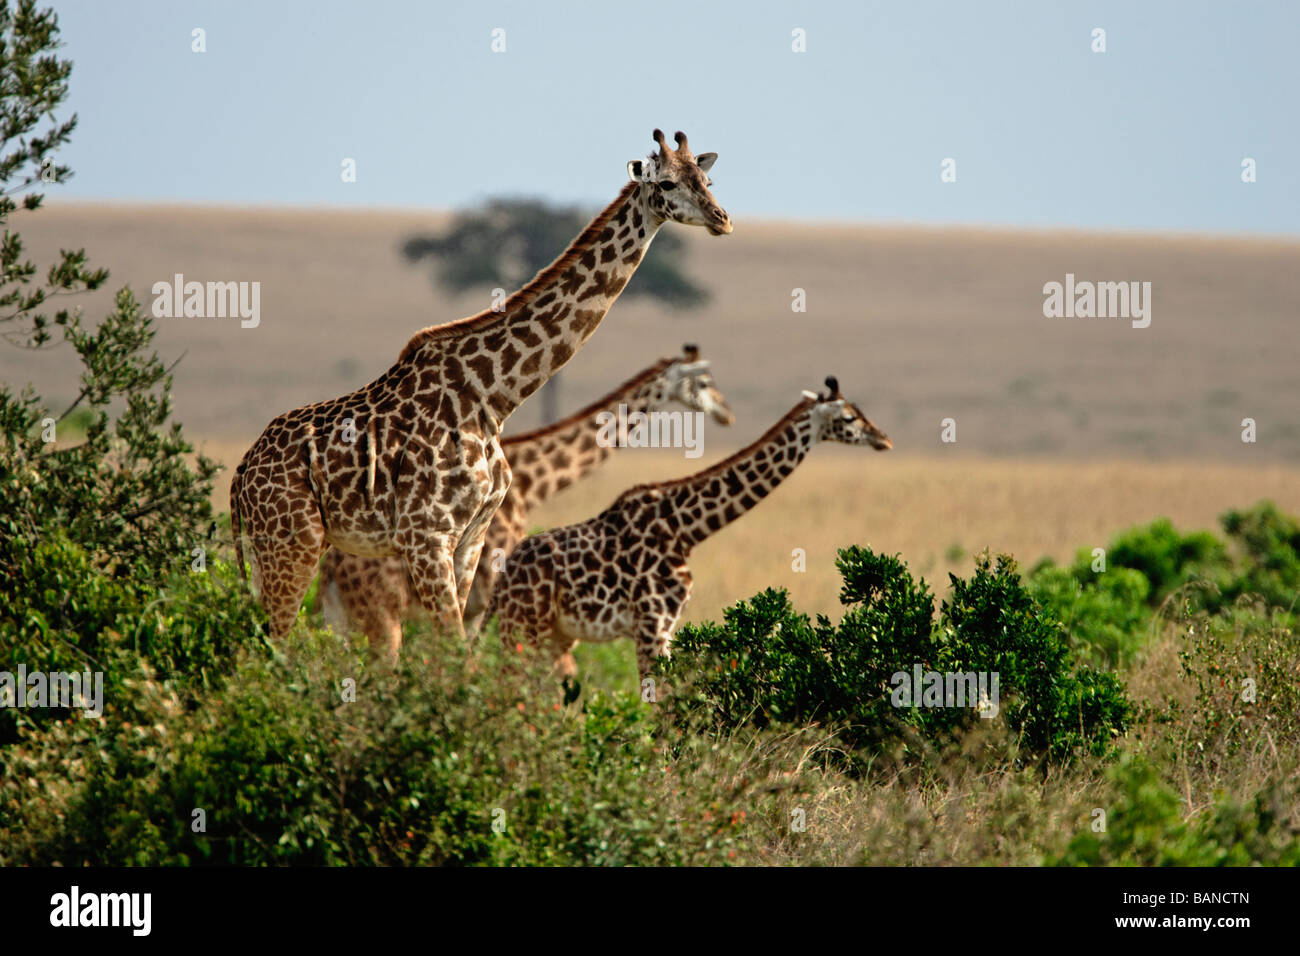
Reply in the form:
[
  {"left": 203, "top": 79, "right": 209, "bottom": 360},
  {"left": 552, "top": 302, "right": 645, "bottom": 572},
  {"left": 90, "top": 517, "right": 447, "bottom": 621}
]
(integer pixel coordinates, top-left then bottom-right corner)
[{"left": 403, "top": 197, "right": 710, "bottom": 309}]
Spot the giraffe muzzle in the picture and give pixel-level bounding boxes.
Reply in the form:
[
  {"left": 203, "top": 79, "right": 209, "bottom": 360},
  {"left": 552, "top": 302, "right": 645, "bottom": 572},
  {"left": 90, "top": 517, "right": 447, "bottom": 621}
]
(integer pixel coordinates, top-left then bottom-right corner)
[{"left": 707, "top": 209, "right": 733, "bottom": 236}]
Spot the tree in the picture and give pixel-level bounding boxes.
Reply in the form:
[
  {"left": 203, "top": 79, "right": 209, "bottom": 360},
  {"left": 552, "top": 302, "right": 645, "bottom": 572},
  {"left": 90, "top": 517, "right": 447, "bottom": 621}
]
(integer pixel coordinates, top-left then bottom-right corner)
[
  {"left": 0, "top": 0, "right": 107, "bottom": 348},
  {"left": 403, "top": 197, "right": 711, "bottom": 309},
  {"left": 0, "top": 0, "right": 219, "bottom": 587}
]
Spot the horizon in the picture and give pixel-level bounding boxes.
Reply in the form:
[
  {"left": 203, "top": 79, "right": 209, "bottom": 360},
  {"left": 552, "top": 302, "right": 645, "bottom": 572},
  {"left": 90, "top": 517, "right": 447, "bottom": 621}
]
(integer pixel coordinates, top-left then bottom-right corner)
[{"left": 37, "top": 197, "right": 1300, "bottom": 244}]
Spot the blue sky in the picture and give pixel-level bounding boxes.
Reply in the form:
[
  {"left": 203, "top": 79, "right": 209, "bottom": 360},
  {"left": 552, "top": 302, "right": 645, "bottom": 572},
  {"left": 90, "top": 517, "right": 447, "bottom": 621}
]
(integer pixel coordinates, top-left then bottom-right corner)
[{"left": 47, "top": 0, "right": 1299, "bottom": 233}]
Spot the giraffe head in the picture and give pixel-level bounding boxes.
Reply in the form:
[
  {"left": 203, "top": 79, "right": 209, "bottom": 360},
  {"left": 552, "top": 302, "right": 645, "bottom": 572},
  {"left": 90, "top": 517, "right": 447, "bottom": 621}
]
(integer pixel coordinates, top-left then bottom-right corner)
[
  {"left": 628, "top": 129, "right": 732, "bottom": 236},
  {"left": 660, "top": 343, "right": 736, "bottom": 425},
  {"left": 802, "top": 376, "right": 892, "bottom": 450}
]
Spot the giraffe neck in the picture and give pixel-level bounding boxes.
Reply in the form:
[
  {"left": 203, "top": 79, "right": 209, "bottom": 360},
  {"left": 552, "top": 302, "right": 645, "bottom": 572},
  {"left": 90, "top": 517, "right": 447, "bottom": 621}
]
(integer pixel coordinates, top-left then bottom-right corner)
[
  {"left": 622, "top": 400, "right": 819, "bottom": 549},
  {"left": 397, "top": 181, "right": 660, "bottom": 427},
  {"left": 505, "top": 360, "right": 674, "bottom": 509}
]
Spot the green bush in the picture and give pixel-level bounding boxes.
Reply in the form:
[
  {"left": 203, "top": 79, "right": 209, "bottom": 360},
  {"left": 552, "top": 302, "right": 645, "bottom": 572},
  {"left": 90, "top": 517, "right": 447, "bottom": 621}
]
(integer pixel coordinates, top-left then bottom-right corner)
[
  {"left": 938, "top": 553, "right": 1130, "bottom": 762},
  {"left": 0, "top": 532, "right": 267, "bottom": 743},
  {"left": 1050, "top": 756, "right": 1300, "bottom": 866},
  {"left": 1216, "top": 502, "right": 1300, "bottom": 612},
  {"left": 1029, "top": 565, "right": 1150, "bottom": 668},
  {"left": 1029, "top": 503, "right": 1300, "bottom": 669},
  {"left": 662, "top": 547, "right": 1130, "bottom": 772},
  {"left": 2, "top": 629, "right": 799, "bottom": 866},
  {"left": 1097, "top": 519, "right": 1229, "bottom": 601}
]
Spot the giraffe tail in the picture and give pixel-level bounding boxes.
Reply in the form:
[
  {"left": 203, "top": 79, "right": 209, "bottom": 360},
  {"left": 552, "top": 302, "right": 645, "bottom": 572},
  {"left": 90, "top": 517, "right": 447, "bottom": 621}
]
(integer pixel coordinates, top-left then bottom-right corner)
[{"left": 230, "top": 462, "right": 248, "bottom": 584}]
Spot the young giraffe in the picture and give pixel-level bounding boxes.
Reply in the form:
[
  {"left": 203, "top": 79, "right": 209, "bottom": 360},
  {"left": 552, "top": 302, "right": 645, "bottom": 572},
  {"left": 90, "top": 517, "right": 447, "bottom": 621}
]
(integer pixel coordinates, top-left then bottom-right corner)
[
  {"left": 489, "top": 377, "right": 892, "bottom": 684},
  {"left": 231, "top": 129, "right": 731, "bottom": 643},
  {"left": 317, "top": 343, "right": 736, "bottom": 661}
]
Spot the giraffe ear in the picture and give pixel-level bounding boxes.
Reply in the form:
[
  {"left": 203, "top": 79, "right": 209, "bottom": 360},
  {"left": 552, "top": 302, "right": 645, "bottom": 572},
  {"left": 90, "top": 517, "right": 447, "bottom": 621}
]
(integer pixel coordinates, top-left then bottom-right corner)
[
  {"left": 801, "top": 390, "right": 819, "bottom": 401},
  {"left": 628, "top": 160, "right": 647, "bottom": 182},
  {"left": 696, "top": 152, "right": 718, "bottom": 172}
]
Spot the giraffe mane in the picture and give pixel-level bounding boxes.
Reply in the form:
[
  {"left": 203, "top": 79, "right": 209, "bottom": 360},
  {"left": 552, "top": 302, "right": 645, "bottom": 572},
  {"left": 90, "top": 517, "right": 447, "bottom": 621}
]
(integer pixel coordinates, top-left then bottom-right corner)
[
  {"left": 611, "top": 396, "right": 817, "bottom": 503},
  {"left": 396, "top": 179, "right": 642, "bottom": 363},
  {"left": 501, "top": 357, "right": 675, "bottom": 448}
]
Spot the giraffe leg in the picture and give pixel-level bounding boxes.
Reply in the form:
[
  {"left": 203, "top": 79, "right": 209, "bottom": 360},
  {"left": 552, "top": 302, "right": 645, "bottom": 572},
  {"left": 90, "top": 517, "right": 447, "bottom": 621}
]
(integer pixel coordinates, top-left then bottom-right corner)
[
  {"left": 634, "top": 585, "right": 689, "bottom": 696},
  {"left": 461, "top": 544, "right": 497, "bottom": 636},
  {"left": 401, "top": 538, "right": 465, "bottom": 643},
  {"left": 319, "top": 552, "right": 407, "bottom": 664},
  {"left": 633, "top": 620, "right": 676, "bottom": 680},
  {"left": 492, "top": 546, "right": 562, "bottom": 686},
  {"left": 353, "top": 596, "right": 405, "bottom": 666},
  {"left": 554, "top": 649, "right": 578, "bottom": 678},
  {"left": 450, "top": 444, "right": 509, "bottom": 624},
  {"left": 252, "top": 521, "right": 328, "bottom": 640},
  {"left": 453, "top": 521, "right": 492, "bottom": 623}
]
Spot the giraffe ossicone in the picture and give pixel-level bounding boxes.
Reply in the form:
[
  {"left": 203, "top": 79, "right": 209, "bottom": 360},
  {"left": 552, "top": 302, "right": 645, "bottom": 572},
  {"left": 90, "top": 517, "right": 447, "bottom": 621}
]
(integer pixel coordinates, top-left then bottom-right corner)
[
  {"left": 489, "top": 377, "right": 892, "bottom": 686},
  {"left": 317, "top": 343, "right": 736, "bottom": 658},
  {"left": 231, "top": 129, "right": 732, "bottom": 660}
]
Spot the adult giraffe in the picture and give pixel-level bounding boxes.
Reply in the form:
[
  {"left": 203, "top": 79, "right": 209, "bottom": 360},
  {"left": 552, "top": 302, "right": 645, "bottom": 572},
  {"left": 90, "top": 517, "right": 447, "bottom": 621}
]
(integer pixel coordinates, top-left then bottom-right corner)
[{"left": 232, "top": 129, "right": 731, "bottom": 642}]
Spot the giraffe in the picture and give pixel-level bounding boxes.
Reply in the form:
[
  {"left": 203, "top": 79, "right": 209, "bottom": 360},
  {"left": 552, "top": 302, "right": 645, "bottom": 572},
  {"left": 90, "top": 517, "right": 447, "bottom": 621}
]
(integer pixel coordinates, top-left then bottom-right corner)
[
  {"left": 317, "top": 343, "right": 736, "bottom": 661},
  {"left": 489, "top": 377, "right": 892, "bottom": 684},
  {"left": 230, "top": 129, "right": 731, "bottom": 645}
]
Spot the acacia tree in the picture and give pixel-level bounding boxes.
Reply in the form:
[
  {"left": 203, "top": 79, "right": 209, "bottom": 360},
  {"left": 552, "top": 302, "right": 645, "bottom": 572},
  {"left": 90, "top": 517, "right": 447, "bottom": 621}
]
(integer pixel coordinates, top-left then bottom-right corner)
[
  {"left": 403, "top": 197, "right": 711, "bottom": 309},
  {"left": 0, "top": 0, "right": 218, "bottom": 587}
]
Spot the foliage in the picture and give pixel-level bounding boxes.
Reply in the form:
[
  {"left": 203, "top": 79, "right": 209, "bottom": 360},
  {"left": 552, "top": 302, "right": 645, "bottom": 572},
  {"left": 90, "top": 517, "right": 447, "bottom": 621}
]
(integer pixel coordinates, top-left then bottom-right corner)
[
  {"left": 0, "top": 0, "right": 245, "bottom": 741},
  {"left": 0, "top": 0, "right": 217, "bottom": 582},
  {"left": 0, "top": 0, "right": 108, "bottom": 349},
  {"left": 404, "top": 197, "right": 710, "bottom": 308},
  {"left": 1098, "top": 518, "right": 1229, "bottom": 601},
  {"left": 1172, "top": 601, "right": 1300, "bottom": 770},
  {"left": 938, "top": 553, "right": 1130, "bottom": 763},
  {"left": 1216, "top": 502, "right": 1300, "bottom": 612},
  {"left": 1028, "top": 502, "right": 1299, "bottom": 668},
  {"left": 660, "top": 547, "right": 1130, "bottom": 772},
  {"left": 1, "top": 289, "right": 222, "bottom": 577},
  {"left": 0, "top": 629, "right": 800, "bottom": 866},
  {"left": 0, "top": 539, "right": 266, "bottom": 744},
  {"left": 1029, "top": 565, "right": 1150, "bottom": 667},
  {"left": 1050, "top": 755, "right": 1300, "bottom": 866}
]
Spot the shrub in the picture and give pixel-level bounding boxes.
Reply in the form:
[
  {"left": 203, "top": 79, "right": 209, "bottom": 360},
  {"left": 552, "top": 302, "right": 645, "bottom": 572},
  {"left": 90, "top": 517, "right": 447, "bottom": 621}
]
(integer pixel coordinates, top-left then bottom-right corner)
[
  {"left": 1029, "top": 564, "right": 1150, "bottom": 668},
  {"left": 1098, "top": 518, "right": 1229, "bottom": 601},
  {"left": 1216, "top": 502, "right": 1300, "bottom": 612},
  {"left": 1050, "top": 755, "right": 1300, "bottom": 866},
  {"left": 1172, "top": 601, "right": 1300, "bottom": 770},
  {"left": 0, "top": 1, "right": 226, "bottom": 729},
  {"left": 937, "top": 553, "right": 1130, "bottom": 762},
  {"left": 0, "top": 532, "right": 267, "bottom": 744},
  {"left": 2, "top": 629, "right": 811, "bottom": 866},
  {"left": 662, "top": 547, "right": 1130, "bottom": 772}
]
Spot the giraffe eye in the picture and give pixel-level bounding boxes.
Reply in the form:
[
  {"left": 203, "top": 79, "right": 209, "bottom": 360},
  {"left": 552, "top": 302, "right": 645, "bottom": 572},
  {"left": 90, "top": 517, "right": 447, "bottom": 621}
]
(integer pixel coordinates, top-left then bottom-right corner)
[{"left": 658, "top": 180, "right": 676, "bottom": 191}]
